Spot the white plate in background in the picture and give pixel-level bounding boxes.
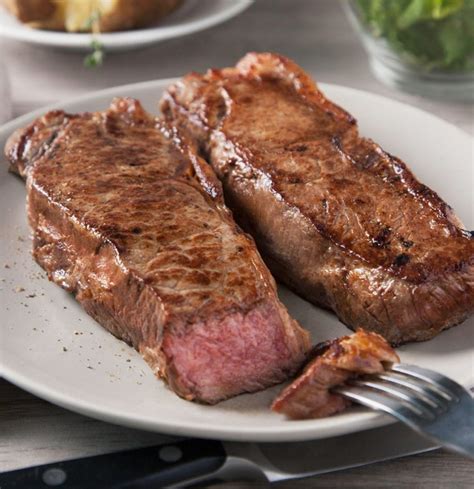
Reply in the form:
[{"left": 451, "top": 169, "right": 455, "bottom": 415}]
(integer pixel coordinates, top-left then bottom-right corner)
[
  {"left": 0, "top": 60, "right": 11, "bottom": 123},
  {"left": 0, "top": 78, "right": 472, "bottom": 442},
  {"left": 0, "top": 0, "right": 253, "bottom": 52}
]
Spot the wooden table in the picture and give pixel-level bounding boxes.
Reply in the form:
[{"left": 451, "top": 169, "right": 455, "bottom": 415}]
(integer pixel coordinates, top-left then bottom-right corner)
[{"left": 1, "top": 1, "right": 472, "bottom": 487}]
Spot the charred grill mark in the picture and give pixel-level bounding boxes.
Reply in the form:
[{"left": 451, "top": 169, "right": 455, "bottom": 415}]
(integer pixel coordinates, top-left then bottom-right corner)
[
  {"left": 330, "top": 340, "right": 345, "bottom": 358},
  {"left": 372, "top": 227, "right": 392, "bottom": 248},
  {"left": 331, "top": 135, "right": 342, "bottom": 150},
  {"left": 94, "top": 241, "right": 108, "bottom": 255},
  {"left": 314, "top": 221, "right": 327, "bottom": 236},
  {"left": 393, "top": 253, "right": 410, "bottom": 267},
  {"left": 388, "top": 156, "right": 459, "bottom": 230},
  {"left": 385, "top": 175, "right": 401, "bottom": 185},
  {"left": 417, "top": 184, "right": 434, "bottom": 197},
  {"left": 34, "top": 130, "right": 62, "bottom": 164},
  {"left": 452, "top": 261, "right": 467, "bottom": 273},
  {"left": 293, "top": 144, "right": 308, "bottom": 153},
  {"left": 98, "top": 222, "right": 121, "bottom": 236},
  {"left": 103, "top": 113, "right": 124, "bottom": 136},
  {"left": 287, "top": 175, "right": 303, "bottom": 184},
  {"left": 8, "top": 114, "right": 67, "bottom": 176},
  {"left": 309, "top": 338, "right": 336, "bottom": 359},
  {"left": 227, "top": 157, "right": 238, "bottom": 169},
  {"left": 361, "top": 151, "right": 380, "bottom": 169}
]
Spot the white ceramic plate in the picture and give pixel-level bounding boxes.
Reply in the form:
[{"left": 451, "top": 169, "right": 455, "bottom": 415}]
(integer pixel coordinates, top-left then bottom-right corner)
[
  {"left": 0, "top": 0, "right": 252, "bottom": 52},
  {"left": 0, "top": 79, "right": 473, "bottom": 442}
]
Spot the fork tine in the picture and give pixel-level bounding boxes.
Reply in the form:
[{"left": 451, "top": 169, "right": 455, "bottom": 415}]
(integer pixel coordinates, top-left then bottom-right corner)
[
  {"left": 348, "top": 379, "right": 437, "bottom": 419},
  {"left": 335, "top": 366, "right": 474, "bottom": 459},
  {"left": 373, "top": 372, "right": 450, "bottom": 412},
  {"left": 391, "top": 364, "right": 467, "bottom": 402},
  {"left": 333, "top": 385, "right": 425, "bottom": 427}
]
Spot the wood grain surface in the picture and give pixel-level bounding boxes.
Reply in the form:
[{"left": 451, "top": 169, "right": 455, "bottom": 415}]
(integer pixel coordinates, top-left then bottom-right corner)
[
  {"left": 1, "top": 379, "right": 472, "bottom": 488},
  {"left": 0, "top": 0, "right": 472, "bottom": 487}
]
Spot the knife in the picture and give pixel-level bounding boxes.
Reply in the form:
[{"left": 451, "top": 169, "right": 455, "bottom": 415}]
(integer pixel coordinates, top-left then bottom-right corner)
[{"left": 0, "top": 422, "right": 437, "bottom": 488}]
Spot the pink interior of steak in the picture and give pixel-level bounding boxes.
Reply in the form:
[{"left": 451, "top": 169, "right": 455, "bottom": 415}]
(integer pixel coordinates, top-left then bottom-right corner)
[{"left": 159, "top": 301, "right": 298, "bottom": 403}]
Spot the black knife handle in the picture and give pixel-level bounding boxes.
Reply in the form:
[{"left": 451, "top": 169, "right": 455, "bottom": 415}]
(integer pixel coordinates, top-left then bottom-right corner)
[{"left": 0, "top": 438, "right": 227, "bottom": 489}]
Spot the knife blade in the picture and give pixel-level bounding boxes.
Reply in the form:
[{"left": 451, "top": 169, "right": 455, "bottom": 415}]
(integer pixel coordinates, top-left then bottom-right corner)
[{"left": 0, "top": 422, "right": 437, "bottom": 488}]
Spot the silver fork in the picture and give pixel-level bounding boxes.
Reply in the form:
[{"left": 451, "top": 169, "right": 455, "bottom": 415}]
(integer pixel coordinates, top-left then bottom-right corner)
[{"left": 333, "top": 364, "right": 474, "bottom": 459}]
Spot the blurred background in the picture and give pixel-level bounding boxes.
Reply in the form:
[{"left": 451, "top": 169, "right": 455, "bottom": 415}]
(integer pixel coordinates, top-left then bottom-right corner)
[{"left": 0, "top": 0, "right": 472, "bottom": 133}]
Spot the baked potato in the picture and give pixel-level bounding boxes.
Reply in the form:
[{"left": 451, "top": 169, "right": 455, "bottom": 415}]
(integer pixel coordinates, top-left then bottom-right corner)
[
  {"left": 1, "top": 0, "right": 184, "bottom": 32},
  {"left": 1, "top": 0, "right": 57, "bottom": 24}
]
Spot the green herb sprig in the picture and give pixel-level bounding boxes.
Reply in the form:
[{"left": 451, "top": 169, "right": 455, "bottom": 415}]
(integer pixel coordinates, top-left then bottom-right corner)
[
  {"left": 84, "top": 39, "right": 105, "bottom": 68},
  {"left": 83, "top": 10, "right": 105, "bottom": 68}
]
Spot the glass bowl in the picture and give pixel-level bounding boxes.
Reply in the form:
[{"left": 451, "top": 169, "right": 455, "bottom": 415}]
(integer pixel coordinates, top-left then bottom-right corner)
[{"left": 344, "top": 0, "right": 474, "bottom": 101}]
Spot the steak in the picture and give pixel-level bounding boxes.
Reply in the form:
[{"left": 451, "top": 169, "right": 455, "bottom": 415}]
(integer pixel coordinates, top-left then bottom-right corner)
[
  {"left": 272, "top": 330, "right": 399, "bottom": 419},
  {"left": 161, "top": 52, "right": 474, "bottom": 345},
  {"left": 5, "top": 97, "right": 311, "bottom": 404}
]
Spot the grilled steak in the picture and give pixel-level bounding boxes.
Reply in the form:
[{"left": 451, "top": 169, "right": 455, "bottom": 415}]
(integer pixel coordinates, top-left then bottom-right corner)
[
  {"left": 272, "top": 330, "right": 399, "bottom": 419},
  {"left": 5, "top": 97, "right": 311, "bottom": 404},
  {"left": 161, "top": 52, "right": 474, "bottom": 345}
]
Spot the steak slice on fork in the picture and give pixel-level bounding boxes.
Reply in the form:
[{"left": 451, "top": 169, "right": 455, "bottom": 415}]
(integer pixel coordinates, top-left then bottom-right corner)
[{"left": 272, "top": 330, "right": 399, "bottom": 419}]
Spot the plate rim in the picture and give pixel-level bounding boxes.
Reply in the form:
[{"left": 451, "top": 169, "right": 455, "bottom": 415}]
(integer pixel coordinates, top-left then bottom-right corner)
[
  {"left": 0, "top": 361, "right": 393, "bottom": 442},
  {"left": 0, "top": 77, "right": 472, "bottom": 442},
  {"left": 0, "top": 0, "right": 253, "bottom": 49}
]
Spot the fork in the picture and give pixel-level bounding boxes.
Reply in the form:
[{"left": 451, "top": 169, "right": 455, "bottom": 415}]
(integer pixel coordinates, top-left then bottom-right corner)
[{"left": 333, "top": 364, "right": 474, "bottom": 459}]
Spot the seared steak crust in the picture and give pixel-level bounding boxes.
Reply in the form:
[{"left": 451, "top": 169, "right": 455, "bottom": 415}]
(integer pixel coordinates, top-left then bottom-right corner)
[
  {"left": 161, "top": 52, "right": 474, "bottom": 345},
  {"left": 5, "top": 97, "right": 311, "bottom": 404},
  {"left": 272, "top": 330, "right": 399, "bottom": 419}
]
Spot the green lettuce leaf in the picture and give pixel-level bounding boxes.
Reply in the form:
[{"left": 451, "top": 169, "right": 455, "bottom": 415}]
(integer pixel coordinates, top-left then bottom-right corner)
[{"left": 354, "top": 0, "right": 474, "bottom": 71}]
